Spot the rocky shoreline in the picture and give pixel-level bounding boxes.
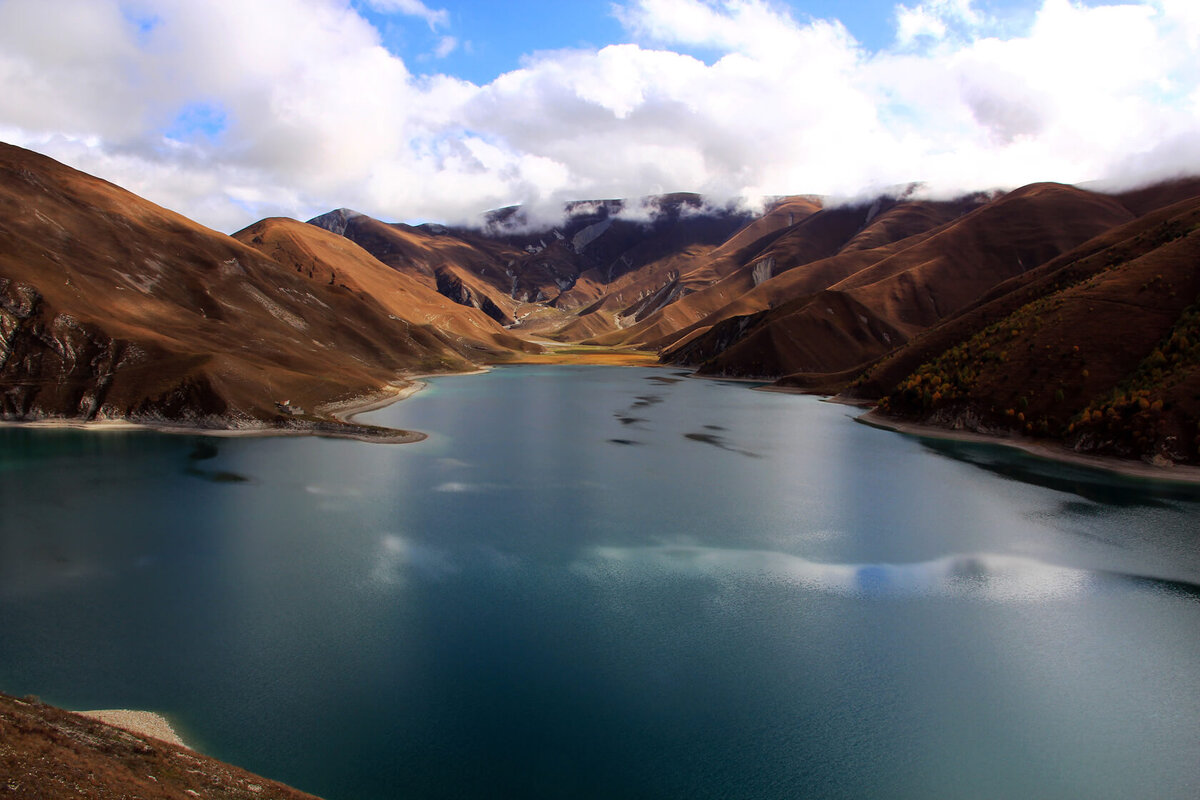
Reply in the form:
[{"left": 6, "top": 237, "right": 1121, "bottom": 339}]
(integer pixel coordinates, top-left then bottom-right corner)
[
  {"left": 0, "top": 692, "right": 322, "bottom": 800},
  {"left": 0, "top": 379, "right": 432, "bottom": 444},
  {"left": 857, "top": 408, "right": 1200, "bottom": 486}
]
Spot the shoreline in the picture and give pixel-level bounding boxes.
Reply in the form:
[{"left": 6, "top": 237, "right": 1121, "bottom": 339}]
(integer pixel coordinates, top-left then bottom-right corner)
[
  {"left": 0, "top": 414, "right": 427, "bottom": 445},
  {"left": 6, "top": 362, "right": 1199, "bottom": 485},
  {"left": 78, "top": 709, "right": 188, "bottom": 749},
  {"left": 0, "top": 373, "right": 451, "bottom": 445},
  {"left": 0, "top": 349, "right": 657, "bottom": 444},
  {"left": 857, "top": 408, "right": 1200, "bottom": 486},
  {"left": 687, "top": 371, "right": 1200, "bottom": 486}
]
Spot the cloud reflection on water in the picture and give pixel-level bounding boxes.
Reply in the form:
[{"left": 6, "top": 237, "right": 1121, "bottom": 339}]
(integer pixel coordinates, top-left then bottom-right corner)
[
  {"left": 369, "top": 534, "right": 458, "bottom": 587},
  {"left": 576, "top": 545, "right": 1100, "bottom": 601}
]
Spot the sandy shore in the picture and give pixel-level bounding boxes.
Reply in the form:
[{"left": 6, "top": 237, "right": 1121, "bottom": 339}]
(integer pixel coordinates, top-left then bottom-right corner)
[
  {"left": 858, "top": 408, "right": 1200, "bottom": 486},
  {"left": 0, "top": 378, "right": 438, "bottom": 444},
  {"left": 79, "top": 709, "right": 188, "bottom": 748},
  {"left": 0, "top": 415, "right": 426, "bottom": 444},
  {"left": 0, "top": 351, "right": 654, "bottom": 444},
  {"left": 325, "top": 379, "right": 429, "bottom": 423}
]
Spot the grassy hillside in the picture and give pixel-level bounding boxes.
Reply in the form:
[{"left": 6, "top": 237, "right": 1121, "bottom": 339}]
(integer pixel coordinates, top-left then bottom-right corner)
[{"left": 858, "top": 196, "right": 1200, "bottom": 464}]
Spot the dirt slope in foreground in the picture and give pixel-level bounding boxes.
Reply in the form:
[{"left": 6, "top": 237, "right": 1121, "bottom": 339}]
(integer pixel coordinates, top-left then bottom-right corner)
[{"left": 0, "top": 692, "right": 321, "bottom": 800}]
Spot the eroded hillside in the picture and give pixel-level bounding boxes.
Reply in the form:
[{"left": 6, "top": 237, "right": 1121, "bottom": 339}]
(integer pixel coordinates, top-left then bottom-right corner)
[
  {"left": 3, "top": 141, "right": 1200, "bottom": 464},
  {"left": 0, "top": 144, "right": 532, "bottom": 433}
]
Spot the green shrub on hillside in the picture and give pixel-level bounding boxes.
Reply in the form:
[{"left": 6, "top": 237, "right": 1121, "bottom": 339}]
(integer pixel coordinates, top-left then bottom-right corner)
[{"left": 1070, "top": 295, "right": 1200, "bottom": 458}]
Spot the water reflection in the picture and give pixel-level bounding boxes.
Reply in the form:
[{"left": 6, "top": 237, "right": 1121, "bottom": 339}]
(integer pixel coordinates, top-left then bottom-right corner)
[
  {"left": 578, "top": 545, "right": 1113, "bottom": 601},
  {"left": 184, "top": 467, "right": 250, "bottom": 484},
  {"left": 1118, "top": 573, "right": 1200, "bottom": 600},
  {"left": 187, "top": 440, "right": 220, "bottom": 461},
  {"left": 434, "top": 481, "right": 499, "bottom": 493},
  {"left": 917, "top": 438, "right": 1200, "bottom": 506},
  {"left": 182, "top": 439, "right": 250, "bottom": 483},
  {"left": 683, "top": 432, "right": 761, "bottom": 458},
  {"left": 632, "top": 395, "right": 664, "bottom": 408},
  {"left": 369, "top": 534, "right": 458, "bottom": 587}
]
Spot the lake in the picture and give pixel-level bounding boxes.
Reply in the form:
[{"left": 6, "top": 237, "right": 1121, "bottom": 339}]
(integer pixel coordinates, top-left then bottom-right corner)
[{"left": 2, "top": 365, "right": 1199, "bottom": 799}]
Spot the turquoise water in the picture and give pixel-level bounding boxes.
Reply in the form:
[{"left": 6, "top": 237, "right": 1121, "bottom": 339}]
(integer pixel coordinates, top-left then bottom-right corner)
[{"left": 2, "top": 365, "right": 1199, "bottom": 798}]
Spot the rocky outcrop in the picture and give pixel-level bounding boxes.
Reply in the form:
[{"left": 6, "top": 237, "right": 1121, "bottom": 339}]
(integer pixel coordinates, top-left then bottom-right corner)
[
  {"left": 306, "top": 207, "right": 361, "bottom": 236},
  {"left": 0, "top": 279, "right": 123, "bottom": 419},
  {"left": 434, "top": 267, "right": 511, "bottom": 324},
  {"left": 667, "top": 310, "right": 768, "bottom": 373},
  {"left": 751, "top": 257, "right": 774, "bottom": 287}
]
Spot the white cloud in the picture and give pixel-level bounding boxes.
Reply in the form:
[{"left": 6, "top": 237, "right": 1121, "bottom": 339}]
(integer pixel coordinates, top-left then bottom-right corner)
[
  {"left": 614, "top": 0, "right": 819, "bottom": 56},
  {"left": 433, "top": 35, "right": 458, "bottom": 58},
  {"left": 363, "top": 0, "right": 448, "bottom": 29},
  {"left": 895, "top": 0, "right": 984, "bottom": 47},
  {"left": 0, "top": 0, "right": 1197, "bottom": 232}
]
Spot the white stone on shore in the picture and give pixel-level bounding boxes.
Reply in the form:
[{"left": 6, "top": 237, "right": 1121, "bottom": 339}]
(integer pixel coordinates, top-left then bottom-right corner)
[{"left": 80, "top": 709, "right": 188, "bottom": 748}]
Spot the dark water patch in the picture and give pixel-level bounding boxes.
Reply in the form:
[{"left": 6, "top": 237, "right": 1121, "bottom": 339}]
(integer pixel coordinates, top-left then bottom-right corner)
[
  {"left": 703, "top": 425, "right": 726, "bottom": 431},
  {"left": 187, "top": 440, "right": 220, "bottom": 461},
  {"left": 645, "top": 376, "right": 683, "bottom": 385},
  {"left": 684, "top": 432, "right": 761, "bottom": 458},
  {"left": 615, "top": 416, "right": 646, "bottom": 426},
  {"left": 918, "top": 438, "right": 1200, "bottom": 506},
  {"left": 1057, "top": 499, "right": 1113, "bottom": 517},
  {"left": 608, "top": 439, "right": 642, "bottom": 446},
  {"left": 711, "top": 379, "right": 769, "bottom": 388},
  {"left": 184, "top": 466, "right": 250, "bottom": 484},
  {"left": 1106, "top": 571, "right": 1200, "bottom": 601},
  {"left": 183, "top": 439, "right": 247, "bottom": 483},
  {"left": 684, "top": 432, "right": 722, "bottom": 446},
  {"left": 631, "top": 395, "right": 664, "bottom": 408}
]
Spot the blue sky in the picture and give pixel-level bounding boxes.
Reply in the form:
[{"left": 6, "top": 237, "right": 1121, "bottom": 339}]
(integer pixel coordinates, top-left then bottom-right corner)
[
  {"left": 357, "top": 0, "right": 1054, "bottom": 84},
  {"left": 0, "top": 0, "right": 1196, "bottom": 231}
]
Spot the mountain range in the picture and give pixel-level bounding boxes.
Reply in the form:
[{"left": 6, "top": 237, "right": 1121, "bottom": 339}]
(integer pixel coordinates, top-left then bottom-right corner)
[{"left": 2, "top": 141, "right": 1199, "bottom": 465}]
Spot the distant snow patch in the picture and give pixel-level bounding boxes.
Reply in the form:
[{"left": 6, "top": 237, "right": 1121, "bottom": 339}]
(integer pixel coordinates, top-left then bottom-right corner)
[{"left": 572, "top": 219, "right": 612, "bottom": 253}]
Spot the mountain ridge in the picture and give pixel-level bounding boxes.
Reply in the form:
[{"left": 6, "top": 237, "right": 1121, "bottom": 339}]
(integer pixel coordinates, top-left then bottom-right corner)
[{"left": 3, "top": 141, "right": 1200, "bottom": 466}]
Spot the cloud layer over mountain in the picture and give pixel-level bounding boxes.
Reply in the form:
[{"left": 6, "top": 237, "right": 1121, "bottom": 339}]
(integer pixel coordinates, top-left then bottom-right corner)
[{"left": 2, "top": 0, "right": 1197, "bottom": 231}]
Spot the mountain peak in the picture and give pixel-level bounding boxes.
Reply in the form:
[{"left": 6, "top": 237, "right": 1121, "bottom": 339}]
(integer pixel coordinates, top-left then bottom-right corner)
[{"left": 306, "top": 207, "right": 363, "bottom": 236}]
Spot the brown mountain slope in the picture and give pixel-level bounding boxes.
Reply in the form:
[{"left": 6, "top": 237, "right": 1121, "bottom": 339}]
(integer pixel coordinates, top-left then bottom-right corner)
[
  {"left": 232, "top": 217, "right": 534, "bottom": 356},
  {"left": 0, "top": 692, "right": 322, "bottom": 800},
  {"left": 495, "top": 193, "right": 755, "bottom": 303},
  {"left": 0, "top": 143, "right": 525, "bottom": 429},
  {"left": 852, "top": 194, "right": 1200, "bottom": 464},
  {"left": 548, "top": 194, "right": 821, "bottom": 340},
  {"left": 316, "top": 194, "right": 756, "bottom": 332},
  {"left": 308, "top": 211, "right": 528, "bottom": 324},
  {"left": 845, "top": 195, "right": 1200, "bottom": 401},
  {"left": 830, "top": 183, "right": 1134, "bottom": 329},
  {"left": 591, "top": 195, "right": 986, "bottom": 352},
  {"left": 553, "top": 198, "right": 822, "bottom": 345},
  {"left": 578, "top": 202, "right": 874, "bottom": 348},
  {"left": 1111, "top": 176, "right": 1200, "bottom": 217},
  {"left": 665, "top": 183, "right": 1135, "bottom": 381}
]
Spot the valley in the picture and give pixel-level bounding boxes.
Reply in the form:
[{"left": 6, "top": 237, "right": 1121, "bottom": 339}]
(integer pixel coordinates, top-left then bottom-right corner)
[{"left": 3, "top": 140, "right": 1200, "bottom": 468}]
